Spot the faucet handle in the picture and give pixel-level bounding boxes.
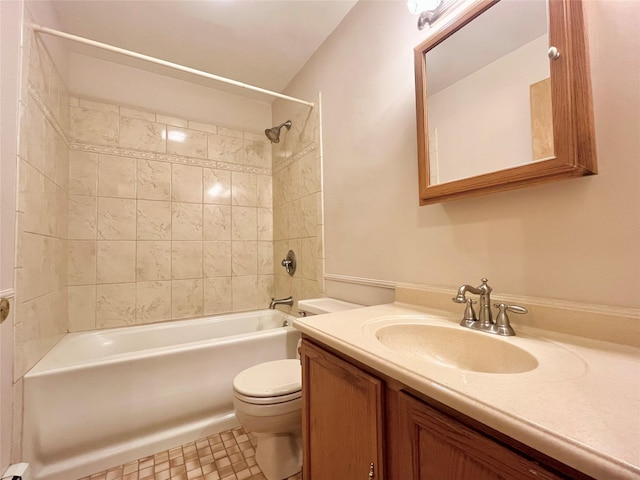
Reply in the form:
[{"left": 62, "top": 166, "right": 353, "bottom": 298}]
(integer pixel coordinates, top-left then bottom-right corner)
[
  {"left": 492, "top": 303, "right": 527, "bottom": 336},
  {"left": 460, "top": 298, "right": 477, "bottom": 328}
]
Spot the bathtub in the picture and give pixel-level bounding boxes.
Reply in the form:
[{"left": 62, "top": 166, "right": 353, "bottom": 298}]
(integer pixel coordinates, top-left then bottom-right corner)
[{"left": 23, "top": 309, "right": 300, "bottom": 480}]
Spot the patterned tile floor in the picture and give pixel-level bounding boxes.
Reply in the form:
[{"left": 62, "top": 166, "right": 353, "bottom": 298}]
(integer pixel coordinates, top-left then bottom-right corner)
[{"left": 78, "top": 426, "right": 302, "bottom": 480}]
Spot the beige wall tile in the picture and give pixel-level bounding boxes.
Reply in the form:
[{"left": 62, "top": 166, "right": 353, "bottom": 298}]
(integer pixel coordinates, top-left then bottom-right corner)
[
  {"left": 172, "top": 279, "right": 203, "bottom": 319},
  {"left": 203, "top": 168, "right": 231, "bottom": 205},
  {"left": 157, "top": 114, "right": 187, "bottom": 128},
  {"left": 232, "top": 241, "right": 257, "bottom": 276},
  {"left": 300, "top": 237, "right": 316, "bottom": 281},
  {"left": 97, "top": 197, "right": 136, "bottom": 240},
  {"left": 68, "top": 195, "right": 97, "bottom": 239},
  {"left": 300, "top": 193, "right": 318, "bottom": 237},
  {"left": 244, "top": 140, "right": 271, "bottom": 169},
  {"left": 136, "top": 281, "right": 172, "bottom": 323},
  {"left": 203, "top": 205, "right": 231, "bottom": 241},
  {"left": 257, "top": 208, "right": 273, "bottom": 241},
  {"left": 217, "top": 126, "right": 243, "bottom": 139},
  {"left": 60, "top": 99, "right": 285, "bottom": 333},
  {"left": 232, "top": 275, "right": 259, "bottom": 312},
  {"left": 203, "top": 241, "right": 231, "bottom": 277},
  {"left": 231, "top": 206, "right": 257, "bottom": 241},
  {"left": 96, "top": 283, "right": 136, "bottom": 328},
  {"left": 68, "top": 285, "right": 97, "bottom": 332},
  {"left": 300, "top": 151, "right": 320, "bottom": 195},
  {"left": 172, "top": 164, "right": 202, "bottom": 203},
  {"left": 69, "top": 150, "right": 98, "bottom": 195},
  {"left": 96, "top": 240, "right": 136, "bottom": 283},
  {"left": 203, "top": 277, "right": 232, "bottom": 315},
  {"left": 98, "top": 154, "right": 137, "bottom": 198},
  {"left": 137, "top": 241, "right": 172, "bottom": 281},
  {"left": 44, "top": 122, "right": 69, "bottom": 191},
  {"left": 70, "top": 106, "right": 119, "bottom": 145},
  {"left": 257, "top": 175, "right": 272, "bottom": 208},
  {"left": 273, "top": 204, "right": 287, "bottom": 241},
  {"left": 172, "top": 241, "right": 203, "bottom": 279},
  {"left": 120, "top": 106, "right": 155, "bottom": 121},
  {"left": 302, "top": 278, "right": 321, "bottom": 300},
  {"left": 244, "top": 131, "right": 268, "bottom": 143},
  {"left": 167, "top": 127, "right": 207, "bottom": 159},
  {"left": 137, "top": 200, "right": 171, "bottom": 240},
  {"left": 16, "top": 235, "right": 46, "bottom": 301},
  {"left": 172, "top": 202, "right": 203, "bottom": 240},
  {"left": 137, "top": 159, "right": 171, "bottom": 200},
  {"left": 258, "top": 275, "right": 274, "bottom": 306},
  {"left": 257, "top": 242, "right": 274, "bottom": 275},
  {"left": 18, "top": 160, "right": 48, "bottom": 236},
  {"left": 78, "top": 98, "right": 118, "bottom": 113},
  {"left": 207, "top": 134, "right": 243, "bottom": 165},
  {"left": 119, "top": 117, "right": 166, "bottom": 152},
  {"left": 22, "top": 95, "right": 45, "bottom": 174},
  {"left": 188, "top": 120, "right": 218, "bottom": 134},
  {"left": 287, "top": 200, "right": 301, "bottom": 239},
  {"left": 284, "top": 163, "right": 300, "bottom": 204},
  {"left": 231, "top": 172, "right": 257, "bottom": 206},
  {"left": 68, "top": 240, "right": 96, "bottom": 285}
]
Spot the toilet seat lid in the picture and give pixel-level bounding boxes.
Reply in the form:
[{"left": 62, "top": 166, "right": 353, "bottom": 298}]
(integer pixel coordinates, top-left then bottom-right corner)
[{"left": 234, "top": 359, "right": 301, "bottom": 397}]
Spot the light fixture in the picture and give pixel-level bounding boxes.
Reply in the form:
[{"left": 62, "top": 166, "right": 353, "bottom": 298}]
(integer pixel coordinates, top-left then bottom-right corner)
[{"left": 407, "top": 0, "right": 463, "bottom": 30}]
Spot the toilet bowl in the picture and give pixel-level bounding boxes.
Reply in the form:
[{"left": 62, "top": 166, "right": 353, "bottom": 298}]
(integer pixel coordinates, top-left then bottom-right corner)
[
  {"left": 233, "top": 359, "right": 302, "bottom": 480},
  {"left": 233, "top": 297, "right": 363, "bottom": 479}
]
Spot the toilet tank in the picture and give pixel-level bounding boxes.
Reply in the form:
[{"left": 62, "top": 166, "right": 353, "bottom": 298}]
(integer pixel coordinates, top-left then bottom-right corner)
[{"left": 297, "top": 298, "right": 363, "bottom": 316}]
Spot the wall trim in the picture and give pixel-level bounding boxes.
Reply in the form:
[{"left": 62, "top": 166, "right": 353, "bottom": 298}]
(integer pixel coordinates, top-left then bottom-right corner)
[
  {"left": 0, "top": 288, "right": 15, "bottom": 299},
  {"left": 272, "top": 141, "right": 317, "bottom": 174},
  {"left": 323, "top": 273, "right": 396, "bottom": 290}
]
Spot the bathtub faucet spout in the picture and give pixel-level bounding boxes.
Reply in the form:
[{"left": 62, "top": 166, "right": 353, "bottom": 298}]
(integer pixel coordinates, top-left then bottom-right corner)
[{"left": 269, "top": 296, "right": 293, "bottom": 309}]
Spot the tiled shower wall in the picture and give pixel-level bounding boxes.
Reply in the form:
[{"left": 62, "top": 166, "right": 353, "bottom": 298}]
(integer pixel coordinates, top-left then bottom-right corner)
[
  {"left": 14, "top": 18, "right": 70, "bottom": 379},
  {"left": 272, "top": 101, "right": 324, "bottom": 311},
  {"left": 66, "top": 97, "right": 274, "bottom": 331}
]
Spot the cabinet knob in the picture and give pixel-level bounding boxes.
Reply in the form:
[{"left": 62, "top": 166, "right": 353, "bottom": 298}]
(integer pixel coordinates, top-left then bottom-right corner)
[{"left": 368, "top": 462, "right": 375, "bottom": 479}]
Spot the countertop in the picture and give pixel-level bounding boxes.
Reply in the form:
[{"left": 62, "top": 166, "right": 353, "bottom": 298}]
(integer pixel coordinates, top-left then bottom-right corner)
[{"left": 293, "top": 302, "right": 640, "bottom": 480}]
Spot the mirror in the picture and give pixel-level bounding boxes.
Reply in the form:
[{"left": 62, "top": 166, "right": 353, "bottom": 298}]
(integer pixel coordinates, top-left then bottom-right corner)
[{"left": 414, "top": 0, "right": 597, "bottom": 205}]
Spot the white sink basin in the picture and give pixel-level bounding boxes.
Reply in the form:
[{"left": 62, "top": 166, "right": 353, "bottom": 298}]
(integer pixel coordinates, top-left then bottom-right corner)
[
  {"left": 361, "top": 314, "right": 586, "bottom": 380},
  {"left": 375, "top": 323, "right": 538, "bottom": 374}
]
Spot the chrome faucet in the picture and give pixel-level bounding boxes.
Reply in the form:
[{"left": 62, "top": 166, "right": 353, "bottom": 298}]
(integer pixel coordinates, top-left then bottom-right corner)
[
  {"left": 269, "top": 296, "right": 293, "bottom": 309},
  {"left": 453, "top": 278, "right": 493, "bottom": 328},
  {"left": 452, "top": 278, "right": 527, "bottom": 336}
]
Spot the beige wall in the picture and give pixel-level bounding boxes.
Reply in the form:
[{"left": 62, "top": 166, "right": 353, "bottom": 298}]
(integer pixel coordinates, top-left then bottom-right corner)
[
  {"left": 281, "top": 0, "right": 640, "bottom": 309},
  {"left": 66, "top": 96, "right": 274, "bottom": 330},
  {"left": 69, "top": 53, "right": 272, "bottom": 134},
  {"left": 272, "top": 95, "right": 324, "bottom": 312}
]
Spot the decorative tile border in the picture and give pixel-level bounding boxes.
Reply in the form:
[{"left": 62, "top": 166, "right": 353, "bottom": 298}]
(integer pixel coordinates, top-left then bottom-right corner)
[
  {"left": 69, "top": 141, "right": 272, "bottom": 176},
  {"left": 273, "top": 141, "right": 317, "bottom": 174},
  {"left": 28, "top": 83, "right": 70, "bottom": 146}
]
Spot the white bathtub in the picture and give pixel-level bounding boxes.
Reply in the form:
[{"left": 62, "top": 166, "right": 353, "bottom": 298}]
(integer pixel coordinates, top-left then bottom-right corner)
[{"left": 23, "top": 309, "right": 300, "bottom": 480}]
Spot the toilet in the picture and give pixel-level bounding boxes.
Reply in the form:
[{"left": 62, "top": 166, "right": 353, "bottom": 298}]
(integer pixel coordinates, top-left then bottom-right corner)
[{"left": 232, "top": 297, "right": 362, "bottom": 480}]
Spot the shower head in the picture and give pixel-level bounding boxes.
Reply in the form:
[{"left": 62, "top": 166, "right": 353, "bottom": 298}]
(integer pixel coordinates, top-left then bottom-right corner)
[{"left": 265, "top": 120, "right": 292, "bottom": 143}]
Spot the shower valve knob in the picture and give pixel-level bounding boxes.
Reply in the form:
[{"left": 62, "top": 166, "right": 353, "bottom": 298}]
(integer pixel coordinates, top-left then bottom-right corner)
[{"left": 281, "top": 250, "right": 297, "bottom": 276}]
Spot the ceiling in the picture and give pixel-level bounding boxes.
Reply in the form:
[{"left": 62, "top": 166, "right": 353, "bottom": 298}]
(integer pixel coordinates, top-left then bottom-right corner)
[{"left": 50, "top": 0, "right": 358, "bottom": 102}]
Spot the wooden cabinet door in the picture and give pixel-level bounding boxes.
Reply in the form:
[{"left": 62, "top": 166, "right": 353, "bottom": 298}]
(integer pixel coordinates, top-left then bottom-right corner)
[
  {"left": 301, "top": 340, "right": 384, "bottom": 480},
  {"left": 396, "top": 392, "right": 565, "bottom": 480}
]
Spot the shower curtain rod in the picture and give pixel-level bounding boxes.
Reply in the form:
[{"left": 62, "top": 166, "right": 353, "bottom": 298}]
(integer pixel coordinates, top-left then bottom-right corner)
[{"left": 32, "top": 24, "right": 315, "bottom": 108}]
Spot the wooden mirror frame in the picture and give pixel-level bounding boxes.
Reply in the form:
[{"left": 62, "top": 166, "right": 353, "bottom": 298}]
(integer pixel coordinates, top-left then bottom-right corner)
[{"left": 414, "top": 0, "right": 597, "bottom": 206}]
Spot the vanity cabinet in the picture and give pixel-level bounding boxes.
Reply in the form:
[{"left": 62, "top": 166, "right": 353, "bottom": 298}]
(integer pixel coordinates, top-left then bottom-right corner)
[
  {"left": 396, "top": 392, "right": 564, "bottom": 480},
  {"left": 300, "top": 339, "right": 384, "bottom": 480},
  {"left": 301, "top": 338, "right": 592, "bottom": 480}
]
